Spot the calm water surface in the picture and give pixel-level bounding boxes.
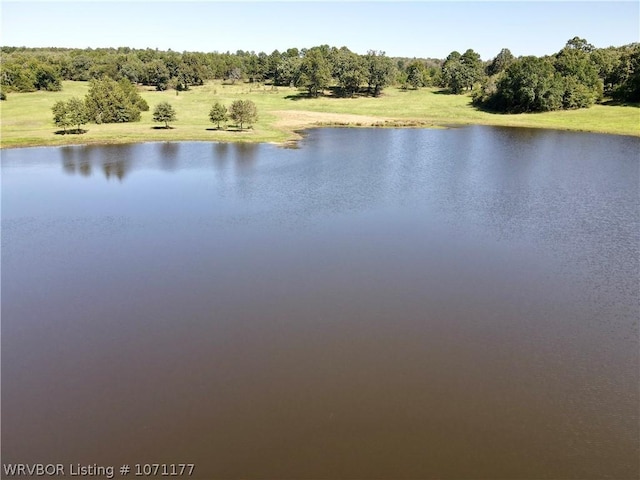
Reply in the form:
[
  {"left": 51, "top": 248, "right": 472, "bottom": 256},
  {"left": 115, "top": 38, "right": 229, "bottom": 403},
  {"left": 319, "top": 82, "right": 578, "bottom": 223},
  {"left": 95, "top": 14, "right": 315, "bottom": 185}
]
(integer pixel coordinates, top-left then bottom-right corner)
[{"left": 2, "top": 127, "right": 639, "bottom": 479}]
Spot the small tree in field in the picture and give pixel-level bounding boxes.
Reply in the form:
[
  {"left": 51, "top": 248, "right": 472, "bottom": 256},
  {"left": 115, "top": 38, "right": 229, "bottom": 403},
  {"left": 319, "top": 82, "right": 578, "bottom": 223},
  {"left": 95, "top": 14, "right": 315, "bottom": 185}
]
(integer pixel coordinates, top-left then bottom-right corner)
[
  {"left": 153, "top": 101, "right": 177, "bottom": 128},
  {"left": 52, "top": 100, "right": 70, "bottom": 133},
  {"left": 66, "top": 97, "right": 88, "bottom": 132},
  {"left": 52, "top": 97, "right": 88, "bottom": 134},
  {"left": 229, "top": 99, "right": 257, "bottom": 130},
  {"left": 209, "top": 102, "right": 228, "bottom": 129}
]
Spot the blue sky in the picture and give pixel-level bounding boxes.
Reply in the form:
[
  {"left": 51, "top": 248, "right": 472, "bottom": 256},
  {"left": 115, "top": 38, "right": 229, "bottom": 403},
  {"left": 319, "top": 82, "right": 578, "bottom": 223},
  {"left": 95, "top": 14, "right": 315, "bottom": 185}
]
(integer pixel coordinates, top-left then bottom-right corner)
[{"left": 2, "top": 1, "right": 638, "bottom": 60}]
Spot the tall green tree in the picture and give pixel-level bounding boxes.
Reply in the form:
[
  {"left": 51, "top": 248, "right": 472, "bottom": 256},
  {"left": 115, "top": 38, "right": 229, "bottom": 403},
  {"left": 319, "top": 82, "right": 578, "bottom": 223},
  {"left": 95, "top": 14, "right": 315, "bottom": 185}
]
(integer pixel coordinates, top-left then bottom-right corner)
[
  {"left": 461, "top": 49, "right": 484, "bottom": 88},
  {"left": 178, "top": 52, "right": 207, "bottom": 87},
  {"left": 119, "top": 57, "right": 145, "bottom": 83},
  {"left": 118, "top": 78, "right": 149, "bottom": 112},
  {"left": 554, "top": 39, "right": 602, "bottom": 108},
  {"left": 493, "top": 56, "right": 564, "bottom": 112},
  {"left": 611, "top": 44, "right": 640, "bottom": 102},
  {"left": 487, "top": 48, "right": 515, "bottom": 76},
  {"left": 332, "top": 48, "right": 366, "bottom": 96},
  {"left": 591, "top": 47, "right": 623, "bottom": 95},
  {"left": 365, "top": 50, "right": 395, "bottom": 96},
  {"left": 442, "top": 49, "right": 484, "bottom": 93},
  {"left": 565, "top": 36, "right": 595, "bottom": 53},
  {"left": 267, "top": 50, "right": 283, "bottom": 85},
  {"left": 441, "top": 51, "right": 466, "bottom": 93},
  {"left": 153, "top": 102, "right": 177, "bottom": 128},
  {"left": 406, "top": 61, "right": 427, "bottom": 89},
  {"left": 229, "top": 99, "right": 257, "bottom": 129},
  {"left": 145, "top": 59, "right": 170, "bottom": 91},
  {"left": 34, "top": 63, "right": 62, "bottom": 91},
  {"left": 85, "top": 77, "right": 146, "bottom": 123},
  {"left": 276, "top": 55, "right": 301, "bottom": 86},
  {"left": 297, "top": 48, "right": 332, "bottom": 97},
  {"left": 69, "top": 55, "right": 94, "bottom": 81}
]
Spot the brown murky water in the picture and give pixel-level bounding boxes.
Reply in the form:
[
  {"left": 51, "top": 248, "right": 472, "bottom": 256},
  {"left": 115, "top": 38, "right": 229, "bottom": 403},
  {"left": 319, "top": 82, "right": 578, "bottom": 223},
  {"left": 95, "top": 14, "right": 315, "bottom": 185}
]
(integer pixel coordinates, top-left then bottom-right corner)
[{"left": 2, "top": 127, "right": 639, "bottom": 479}]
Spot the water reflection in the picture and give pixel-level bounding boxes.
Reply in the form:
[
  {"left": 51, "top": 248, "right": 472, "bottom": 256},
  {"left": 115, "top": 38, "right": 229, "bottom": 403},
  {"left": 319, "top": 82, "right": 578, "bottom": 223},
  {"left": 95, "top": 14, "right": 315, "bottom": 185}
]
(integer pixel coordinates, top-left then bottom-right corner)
[
  {"left": 58, "top": 142, "right": 262, "bottom": 182},
  {"left": 232, "top": 142, "right": 258, "bottom": 174},
  {"left": 71, "top": 146, "right": 94, "bottom": 177},
  {"left": 158, "top": 142, "right": 180, "bottom": 171},
  {"left": 100, "top": 146, "right": 133, "bottom": 181},
  {"left": 101, "top": 160, "right": 128, "bottom": 181},
  {"left": 60, "top": 145, "right": 132, "bottom": 181},
  {"left": 61, "top": 146, "right": 77, "bottom": 174},
  {"left": 213, "top": 142, "right": 229, "bottom": 161}
]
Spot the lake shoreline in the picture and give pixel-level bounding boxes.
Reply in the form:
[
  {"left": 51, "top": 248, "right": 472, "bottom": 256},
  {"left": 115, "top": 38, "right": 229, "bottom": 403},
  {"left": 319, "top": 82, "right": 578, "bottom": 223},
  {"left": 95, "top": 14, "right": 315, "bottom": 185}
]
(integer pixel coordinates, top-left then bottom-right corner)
[{"left": 2, "top": 120, "right": 639, "bottom": 151}]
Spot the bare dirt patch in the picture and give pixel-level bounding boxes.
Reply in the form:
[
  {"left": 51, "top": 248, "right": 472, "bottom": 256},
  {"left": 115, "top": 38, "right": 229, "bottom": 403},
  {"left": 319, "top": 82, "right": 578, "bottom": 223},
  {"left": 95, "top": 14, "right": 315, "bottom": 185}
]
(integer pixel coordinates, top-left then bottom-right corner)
[{"left": 272, "top": 110, "right": 393, "bottom": 129}]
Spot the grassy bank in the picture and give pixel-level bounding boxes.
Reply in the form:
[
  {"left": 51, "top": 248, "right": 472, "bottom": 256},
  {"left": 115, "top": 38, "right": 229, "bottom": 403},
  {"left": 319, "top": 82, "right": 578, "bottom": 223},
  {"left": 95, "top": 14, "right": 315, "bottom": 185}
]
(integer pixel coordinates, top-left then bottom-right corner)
[{"left": 1, "top": 80, "right": 638, "bottom": 149}]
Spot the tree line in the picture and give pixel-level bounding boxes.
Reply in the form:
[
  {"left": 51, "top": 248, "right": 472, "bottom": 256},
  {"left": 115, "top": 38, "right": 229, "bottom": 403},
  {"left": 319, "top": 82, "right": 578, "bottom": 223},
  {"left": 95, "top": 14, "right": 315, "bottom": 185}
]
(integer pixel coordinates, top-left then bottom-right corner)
[
  {"left": 471, "top": 38, "right": 640, "bottom": 112},
  {"left": 1, "top": 45, "right": 406, "bottom": 97},
  {"left": 51, "top": 77, "right": 258, "bottom": 133},
  {"left": 2, "top": 38, "right": 639, "bottom": 111}
]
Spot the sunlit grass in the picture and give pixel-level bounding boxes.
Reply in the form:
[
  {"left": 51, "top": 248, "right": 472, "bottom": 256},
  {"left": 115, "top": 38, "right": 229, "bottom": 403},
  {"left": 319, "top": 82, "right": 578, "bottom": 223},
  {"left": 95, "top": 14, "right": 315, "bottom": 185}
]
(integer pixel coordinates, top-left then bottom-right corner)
[{"left": 1, "top": 80, "right": 638, "bottom": 148}]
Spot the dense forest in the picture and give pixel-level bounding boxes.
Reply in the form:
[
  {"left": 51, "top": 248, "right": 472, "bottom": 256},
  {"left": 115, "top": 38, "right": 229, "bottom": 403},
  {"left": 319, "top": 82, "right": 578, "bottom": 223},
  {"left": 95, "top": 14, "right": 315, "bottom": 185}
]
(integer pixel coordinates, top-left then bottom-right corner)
[{"left": 1, "top": 38, "right": 638, "bottom": 112}]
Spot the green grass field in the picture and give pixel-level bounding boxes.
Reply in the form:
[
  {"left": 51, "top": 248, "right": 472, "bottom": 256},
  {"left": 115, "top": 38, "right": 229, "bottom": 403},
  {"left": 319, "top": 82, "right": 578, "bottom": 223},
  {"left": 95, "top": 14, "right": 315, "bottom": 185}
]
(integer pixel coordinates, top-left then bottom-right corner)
[{"left": 1, "top": 80, "right": 638, "bottom": 149}]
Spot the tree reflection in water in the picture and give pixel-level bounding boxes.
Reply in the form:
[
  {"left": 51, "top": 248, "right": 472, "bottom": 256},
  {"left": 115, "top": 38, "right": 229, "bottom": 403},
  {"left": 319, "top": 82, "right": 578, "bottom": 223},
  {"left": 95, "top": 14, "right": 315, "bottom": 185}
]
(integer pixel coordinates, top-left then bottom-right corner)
[
  {"left": 60, "top": 144, "right": 132, "bottom": 181},
  {"left": 59, "top": 141, "right": 261, "bottom": 181}
]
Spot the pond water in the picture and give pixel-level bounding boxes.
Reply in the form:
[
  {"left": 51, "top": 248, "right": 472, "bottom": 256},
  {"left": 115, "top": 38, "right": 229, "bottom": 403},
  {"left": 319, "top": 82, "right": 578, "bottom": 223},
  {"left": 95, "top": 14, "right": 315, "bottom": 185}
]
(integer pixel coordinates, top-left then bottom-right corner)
[{"left": 2, "top": 126, "right": 638, "bottom": 479}]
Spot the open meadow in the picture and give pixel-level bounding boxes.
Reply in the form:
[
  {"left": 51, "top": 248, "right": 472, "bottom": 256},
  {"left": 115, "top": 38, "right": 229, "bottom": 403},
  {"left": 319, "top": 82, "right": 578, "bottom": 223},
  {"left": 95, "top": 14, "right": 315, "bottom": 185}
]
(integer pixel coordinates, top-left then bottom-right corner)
[{"left": 1, "top": 80, "right": 639, "bottom": 149}]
